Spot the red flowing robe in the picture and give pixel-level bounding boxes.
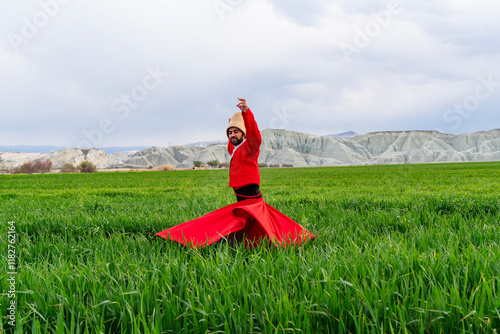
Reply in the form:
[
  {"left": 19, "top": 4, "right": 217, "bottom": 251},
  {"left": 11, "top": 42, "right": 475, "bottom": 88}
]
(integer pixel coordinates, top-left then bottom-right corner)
[
  {"left": 156, "top": 108, "right": 315, "bottom": 248},
  {"left": 156, "top": 197, "right": 314, "bottom": 248}
]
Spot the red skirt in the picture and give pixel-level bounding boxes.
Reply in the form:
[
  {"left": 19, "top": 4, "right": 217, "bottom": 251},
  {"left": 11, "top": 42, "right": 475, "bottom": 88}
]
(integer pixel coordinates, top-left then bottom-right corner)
[{"left": 156, "top": 197, "right": 315, "bottom": 248}]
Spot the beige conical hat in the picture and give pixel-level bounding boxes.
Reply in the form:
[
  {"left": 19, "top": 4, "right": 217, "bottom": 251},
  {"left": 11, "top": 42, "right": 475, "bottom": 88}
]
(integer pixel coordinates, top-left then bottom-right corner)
[{"left": 226, "top": 111, "right": 246, "bottom": 138}]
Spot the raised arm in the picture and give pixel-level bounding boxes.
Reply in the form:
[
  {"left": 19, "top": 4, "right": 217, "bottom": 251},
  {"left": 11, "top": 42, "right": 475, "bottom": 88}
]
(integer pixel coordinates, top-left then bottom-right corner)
[{"left": 237, "top": 98, "right": 262, "bottom": 154}]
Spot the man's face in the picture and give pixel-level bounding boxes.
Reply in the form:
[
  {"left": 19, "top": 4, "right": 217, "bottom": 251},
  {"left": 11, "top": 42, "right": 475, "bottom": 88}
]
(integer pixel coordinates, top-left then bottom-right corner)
[{"left": 228, "top": 127, "right": 245, "bottom": 145}]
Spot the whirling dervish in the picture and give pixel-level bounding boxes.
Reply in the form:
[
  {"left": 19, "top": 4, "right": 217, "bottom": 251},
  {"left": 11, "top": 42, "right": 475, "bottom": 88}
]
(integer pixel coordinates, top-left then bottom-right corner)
[{"left": 156, "top": 98, "right": 315, "bottom": 248}]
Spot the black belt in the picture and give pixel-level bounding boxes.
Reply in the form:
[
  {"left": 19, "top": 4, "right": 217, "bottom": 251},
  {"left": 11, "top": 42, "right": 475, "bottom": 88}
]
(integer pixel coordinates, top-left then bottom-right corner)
[{"left": 234, "top": 184, "right": 262, "bottom": 202}]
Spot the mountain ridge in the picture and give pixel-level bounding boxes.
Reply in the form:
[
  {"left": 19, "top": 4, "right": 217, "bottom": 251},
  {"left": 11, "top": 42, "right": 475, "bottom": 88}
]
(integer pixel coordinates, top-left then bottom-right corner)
[{"left": 1, "top": 129, "right": 499, "bottom": 170}]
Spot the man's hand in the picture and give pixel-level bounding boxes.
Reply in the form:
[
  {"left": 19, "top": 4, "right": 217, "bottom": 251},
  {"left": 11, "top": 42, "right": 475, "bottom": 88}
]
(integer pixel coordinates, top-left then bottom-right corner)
[{"left": 236, "top": 97, "right": 249, "bottom": 113}]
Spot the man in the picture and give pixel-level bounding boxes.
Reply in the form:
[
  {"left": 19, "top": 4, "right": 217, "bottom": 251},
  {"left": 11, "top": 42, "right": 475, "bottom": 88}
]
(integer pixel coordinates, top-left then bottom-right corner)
[
  {"left": 226, "top": 98, "right": 263, "bottom": 202},
  {"left": 225, "top": 98, "right": 263, "bottom": 243},
  {"left": 156, "top": 98, "right": 314, "bottom": 248}
]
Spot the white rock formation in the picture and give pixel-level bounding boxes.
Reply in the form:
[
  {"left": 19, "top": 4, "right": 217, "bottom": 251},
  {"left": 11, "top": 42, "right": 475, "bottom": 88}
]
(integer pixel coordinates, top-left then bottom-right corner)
[
  {"left": 119, "top": 146, "right": 204, "bottom": 168},
  {"left": 2, "top": 129, "right": 499, "bottom": 170},
  {"left": 0, "top": 152, "right": 46, "bottom": 170},
  {"left": 121, "top": 146, "right": 178, "bottom": 168},
  {"left": 176, "top": 144, "right": 230, "bottom": 168},
  {"left": 350, "top": 129, "right": 500, "bottom": 165},
  {"left": 41, "top": 148, "right": 114, "bottom": 169},
  {"left": 261, "top": 129, "right": 369, "bottom": 166}
]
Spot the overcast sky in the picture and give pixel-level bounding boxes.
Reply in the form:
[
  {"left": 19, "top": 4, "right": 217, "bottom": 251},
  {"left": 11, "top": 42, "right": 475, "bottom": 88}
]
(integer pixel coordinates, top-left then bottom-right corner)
[{"left": 1, "top": 0, "right": 499, "bottom": 148}]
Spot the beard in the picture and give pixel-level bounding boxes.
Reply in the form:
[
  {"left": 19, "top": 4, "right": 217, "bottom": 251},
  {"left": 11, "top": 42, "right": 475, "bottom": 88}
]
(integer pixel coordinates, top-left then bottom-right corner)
[{"left": 230, "top": 137, "right": 244, "bottom": 146}]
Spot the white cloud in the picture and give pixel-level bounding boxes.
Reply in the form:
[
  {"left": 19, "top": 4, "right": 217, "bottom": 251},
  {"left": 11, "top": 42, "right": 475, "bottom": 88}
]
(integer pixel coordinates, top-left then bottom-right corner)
[{"left": 0, "top": 0, "right": 499, "bottom": 146}]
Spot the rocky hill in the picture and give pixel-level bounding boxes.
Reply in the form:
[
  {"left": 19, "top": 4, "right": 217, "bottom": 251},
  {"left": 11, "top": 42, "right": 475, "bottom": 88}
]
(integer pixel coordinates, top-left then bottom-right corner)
[
  {"left": 323, "top": 131, "right": 358, "bottom": 140},
  {"left": 41, "top": 148, "right": 116, "bottom": 169},
  {"left": 349, "top": 130, "right": 500, "bottom": 164},
  {"left": 109, "top": 128, "right": 500, "bottom": 168},
  {"left": 109, "top": 146, "right": 203, "bottom": 169},
  {"left": 1, "top": 129, "right": 499, "bottom": 170}
]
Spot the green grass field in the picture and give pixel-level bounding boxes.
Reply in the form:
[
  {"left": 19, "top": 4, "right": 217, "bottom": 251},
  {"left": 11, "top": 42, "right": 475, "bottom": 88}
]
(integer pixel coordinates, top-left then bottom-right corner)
[{"left": 1, "top": 162, "right": 499, "bottom": 333}]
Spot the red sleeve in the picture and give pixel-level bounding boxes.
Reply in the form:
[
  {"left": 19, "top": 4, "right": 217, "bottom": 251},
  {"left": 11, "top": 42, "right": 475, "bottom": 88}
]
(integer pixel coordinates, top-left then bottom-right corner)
[{"left": 242, "top": 108, "right": 262, "bottom": 155}]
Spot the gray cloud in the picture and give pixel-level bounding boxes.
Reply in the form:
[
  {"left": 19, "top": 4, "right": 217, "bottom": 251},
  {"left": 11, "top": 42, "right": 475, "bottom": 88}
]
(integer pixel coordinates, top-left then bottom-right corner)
[{"left": 0, "top": 0, "right": 499, "bottom": 147}]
